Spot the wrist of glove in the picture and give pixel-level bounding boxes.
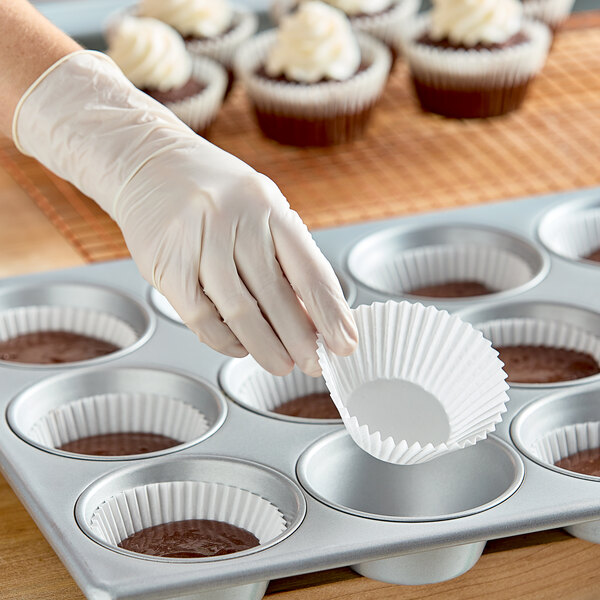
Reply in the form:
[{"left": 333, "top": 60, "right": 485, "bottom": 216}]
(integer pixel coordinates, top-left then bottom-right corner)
[{"left": 13, "top": 50, "right": 358, "bottom": 376}]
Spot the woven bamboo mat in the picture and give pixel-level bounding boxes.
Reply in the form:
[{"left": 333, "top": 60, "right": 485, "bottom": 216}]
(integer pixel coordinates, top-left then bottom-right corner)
[{"left": 2, "top": 12, "right": 600, "bottom": 263}]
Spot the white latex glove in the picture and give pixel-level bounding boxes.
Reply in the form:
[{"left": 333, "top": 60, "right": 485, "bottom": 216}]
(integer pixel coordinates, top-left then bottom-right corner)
[{"left": 13, "top": 50, "right": 358, "bottom": 376}]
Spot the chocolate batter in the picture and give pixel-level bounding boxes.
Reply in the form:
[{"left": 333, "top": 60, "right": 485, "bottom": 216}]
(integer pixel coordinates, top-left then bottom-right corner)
[
  {"left": 142, "top": 77, "right": 206, "bottom": 104},
  {"left": 417, "top": 31, "right": 529, "bottom": 51},
  {"left": 584, "top": 248, "right": 600, "bottom": 263},
  {"left": 408, "top": 281, "right": 493, "bottom": 298},
  {"left": 555, "top": 447, "right": 600, "bottom": 477},
  {"left": 59, "top": 432, "right": 181, "bottom": 456},
  {"left": 118, "top": 519, "right": 260, "bottom": 558},
  {"left": 273, "top": 392, "right": 339, "bottom": 419},
  {"left": 496, "top": 345, "right": 600, "bottom": 383},
  {"left": 0, "top": 331, "right": 120, "bottom": 364}
]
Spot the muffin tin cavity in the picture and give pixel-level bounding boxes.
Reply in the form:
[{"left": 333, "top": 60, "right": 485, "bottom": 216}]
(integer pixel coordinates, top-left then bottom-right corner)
[
  {"left": 75, "top": 456, "right": 306, "bottom": 562},
  {"left": 347, "top": 225, "right": 547, "bottom": 300},
  {"left": 219, "top": 357, "right": 340, "bottom": 423},
  {"left": 7, "top": 367, "right": 227, "bottom": 460},
  {"left": 297, "top": 430, "right": 524, "bottom": 522},
  {"left": 459, "top": 302, "right": 600, "bottom": 388},
  {"left": 538, "top": 197, "right": 600, "bottom": 264},
  {"left": 0, "top": 283, "right": 153, "bottom": 367}
]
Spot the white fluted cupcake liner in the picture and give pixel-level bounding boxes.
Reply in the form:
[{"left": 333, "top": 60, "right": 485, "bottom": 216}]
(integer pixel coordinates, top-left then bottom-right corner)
[
  {"left": 522, "top": 0, "right": 575, "bottom": 30},
  {"left": 165, "top": 55, "right": 227, "bottom": 133},
  {"left": 185, "top": 8, "right": 258, "bottom": 70},
  {"left": 90, "top": 480, "right": 287, "bottom": 552},
  {"left": 28, "top": 392, "right": 209, "bottom": 452},
  {"left": 221, "top": 356, "right": 333, "bottom": 417},
  {"left": 0, "top": 305, "right": 138, "bottom": 351},
  {"left": 401, "top": 15, "right": 550, "bottom": 89},
  {"left": 364, "top": 243, "right": 534, "bottom": 297},
  {"left": 316, "top": 301, "right": 509, "bottom": 465},
  {"left": 271, "top": 0, "right": 418, "bottom": 51},
  {"left": 234, "top": 31, "right": 391, "bottom": 119},
  {"left": 476, "top": 317, "right": 600, "bottom": 369},
  {"left": 538, "top": 208, "right": 600, "bottom": 262},
  {"left": 528, "top": 421, "right": 600, "bottom": 470}
]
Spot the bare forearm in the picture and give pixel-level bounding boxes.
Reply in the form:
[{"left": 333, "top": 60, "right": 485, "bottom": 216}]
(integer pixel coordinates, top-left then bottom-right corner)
[{"left": 0, "top": 0, "right": 80, "bottom": 136}]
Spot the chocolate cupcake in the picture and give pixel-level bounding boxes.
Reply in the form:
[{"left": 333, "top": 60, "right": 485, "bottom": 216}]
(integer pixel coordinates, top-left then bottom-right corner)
[
  {"left": 107, "top": 16, "right": 226, "bottom": 135},
  {"left": 401, "top": 0, "right": 551, "bottom": 118},
  {"left": 235, "top": 1, "right": 391, "bottom": 146},
  {"left": 522, "top": 0, "right": 575, "bottom": 34},
  {"left": 137, "top": 0, "right": 257, "bottom": 95},
  {"left": 271, "top": 0, "right": 419, "bottom": 62}
]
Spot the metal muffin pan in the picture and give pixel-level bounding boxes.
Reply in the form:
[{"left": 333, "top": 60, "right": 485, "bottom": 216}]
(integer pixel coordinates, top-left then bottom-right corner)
[{"left": 3, "top": 188, "right": 600, "bottom": 598}]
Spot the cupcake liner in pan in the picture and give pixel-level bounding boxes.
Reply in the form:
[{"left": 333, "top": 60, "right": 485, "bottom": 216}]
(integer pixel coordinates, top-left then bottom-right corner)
[
  {"left": 539, "top": 201, "right": 600, "bottom": 263},
  {"left": 166, "top": 55, "right": 227, "bottom": 134},
  {"left": 0, "top": 282, "right": 153, "bottom": 367},
  {"left": 6, "top": 191, "right": 600, "bottom": 599},
  {"left": 7, "top": 367, "right": 227, "bottom": 460},
  {"left": 219, "top": 356, "right": 338, "bottom": 423},
  {"left": 347, "top": 224, "right": 548, "bottom": 301},
  {"left": 316, "top": 301, "right": 509, "bottom": 464},
  {"left": 523, "top": 0, "right": 576, "bottom": 29}
]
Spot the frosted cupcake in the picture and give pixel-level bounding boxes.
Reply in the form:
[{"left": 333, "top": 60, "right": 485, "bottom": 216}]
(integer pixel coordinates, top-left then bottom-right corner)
[
  {"left": 402, "top": 0, "right": 551, "bottom": 118},
  {"left": 235, "top": 1, "right": 391, "bottom": 146},
  {"left": 271, "top": 0, "right": 419, "bottom": 61},
  {"left": 137, "top": 0, "right": 257, "bottom": 94},
  {"left": 107, "top": 16, "right": 226, "bottom": 135},
  {"left": 522, "top": 0, "right": 575, "bottom": 34}
]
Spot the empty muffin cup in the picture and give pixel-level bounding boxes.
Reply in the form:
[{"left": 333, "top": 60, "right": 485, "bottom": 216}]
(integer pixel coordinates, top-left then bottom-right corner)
[
  {"left": 511, "top": 387, "right": 600, "bottom": 543},
  {"left": 459, "top": 302, "right": 600, "bottom": 387},
  {"left": 538, "top": 197, "right": 600, "bottom": 264},
  {"left": 219, "top": 356, "right": 340, "bottom": 423},
  {"left": 0, "top": 283, "right": 152, "bottom": 366},
  {"left": 316, "top": 301, "right": 509, "bottom": 464},
  {"left": 7, "top": 367, "right": 227, "bottom": 460},
  {"left": 347, "top": 225, "right": 547, "bottom": 301},
  {"left": 297, "top": 430, "right": 523, "bottom": 583}
]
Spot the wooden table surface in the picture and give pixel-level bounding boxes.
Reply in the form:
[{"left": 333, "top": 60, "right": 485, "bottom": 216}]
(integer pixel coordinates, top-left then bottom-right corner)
[{"left": 3, "top": 16, "right": 600, "bottom": 599}]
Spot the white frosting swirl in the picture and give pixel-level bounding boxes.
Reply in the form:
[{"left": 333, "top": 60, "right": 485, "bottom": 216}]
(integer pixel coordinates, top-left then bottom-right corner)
[
  {"left": 266, "top": 1, "right": 361, "bottom": 83},
  {"left": 138, "top": 0, "right": 232, "bottom": 38},
  {"left": 108, "top": 17, "right": 192, "bottom": 91},
  {"left": 320, "top": 0, "right": 393, "bottom": 16},
  {"left": 430, "top": 0, "right": 523, "bottom": 47}
]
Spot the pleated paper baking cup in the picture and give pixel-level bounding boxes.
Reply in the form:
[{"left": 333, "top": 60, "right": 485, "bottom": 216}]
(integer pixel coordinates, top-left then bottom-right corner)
[
  {"left": 185, "top": 8, "right": 258, "bottom": 70},
  {"left": 476, "top": 317, "right": 600, "bottom": 380},
  {"left": 89, "top": 480, "right": 287, "bottom": 556},
  {"left": 538, "top": 207, "right": 600, "bottom": 263},
  {"left": 234, "top": 31, "right": 391, "bottom": 120},
  {"left": 528, "top": 421, "right": 600, "bottom": 473},
  {"left": 165, "top": 55, "right": 227, "bottom": 134},
  {"left": 0, "top": 305, "right": 138, "bottom": 357},
  {"left": 367, "top": 243, "right": 534, "bottom": 298},
  {"left": 220, "top": 356, "right": 338, "bottom": 422},
  {"left": 316, "top": 301, "right": 509, "bottom": 465},
  {"left": 522, "top": 0, "right": 575, "bottom": 30},
  {"left": 27, "top": 392, "right": 209, "bottom": 454}
]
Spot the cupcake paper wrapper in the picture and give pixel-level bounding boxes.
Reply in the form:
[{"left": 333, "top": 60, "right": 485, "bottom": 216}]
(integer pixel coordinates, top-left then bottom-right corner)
[
  {"left": 522, "top": 0, "right": 575, "bottom": 29},
  {"left": 529, "top": 421, "right": 600, "bottom": 468},
  {"left": 185, "top": 8, "right": 258, "bottom": 69},
  {"left": 28, "top": 392, "right": 209, "bottom": 452},
  {"left": 0, "top": 305, "right": 138, "bottom": 350},
  {"left": 234, "top": 31, "right": 391, "bottom": 119},
  {"left": 401, "top": 15, "right": 551, "bottom": 89},
  {"left": 476, "top": 317, "right": 600, "bottom": 369},
  {"left": 316, "top": 301, "right": 509, "bottom": 465},
  {"left": 90, "top": 480, "right": 287, "bottom": 549},
  {"left": 222, "top": 356, "right": 332, "bottom": 416},
  {"left": 361, "top": 243, "right": 534, "bottom": 297},
  {"left": 166, "top": 55, "right": 227, "bottom": 133},
  {"left": 539, "top": 208, "right": 600, "bottom": 261}
]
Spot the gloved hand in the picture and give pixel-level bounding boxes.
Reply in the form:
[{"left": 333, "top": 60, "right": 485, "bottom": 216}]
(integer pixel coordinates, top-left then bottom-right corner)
[{"left": 13, "top": 50, "right": 358, "bottom": 376}]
